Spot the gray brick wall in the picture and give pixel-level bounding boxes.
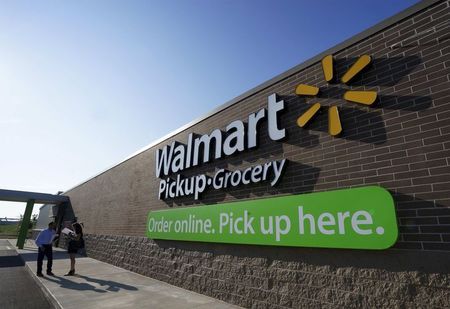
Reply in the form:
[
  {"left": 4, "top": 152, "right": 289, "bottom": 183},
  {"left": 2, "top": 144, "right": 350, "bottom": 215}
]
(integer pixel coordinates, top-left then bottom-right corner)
[
  {"left": 62, "top": 1, "right": 450, "bottom": 307},
  {"left": 83, "top": 234, "right": 450, "bottom": 308}
]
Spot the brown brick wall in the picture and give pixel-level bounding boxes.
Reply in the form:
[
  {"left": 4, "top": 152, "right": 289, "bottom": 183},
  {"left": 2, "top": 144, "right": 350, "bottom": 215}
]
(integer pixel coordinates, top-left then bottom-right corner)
[{"left": 63, "top": 1, "right": 450, "bottom": 307}]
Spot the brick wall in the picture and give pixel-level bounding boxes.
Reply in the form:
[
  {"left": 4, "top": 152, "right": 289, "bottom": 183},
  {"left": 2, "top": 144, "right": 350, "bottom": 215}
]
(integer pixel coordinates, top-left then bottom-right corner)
[
  {"left": 63, "top": 1, "right": 450, "bottom": 307},
  {"left": 83, "top": 234, "right": 449, "bottom": 308}
]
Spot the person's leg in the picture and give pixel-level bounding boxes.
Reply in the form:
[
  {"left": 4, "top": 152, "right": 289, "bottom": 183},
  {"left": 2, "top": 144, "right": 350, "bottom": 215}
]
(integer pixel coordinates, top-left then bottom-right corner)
[
  {"left": 64, "top": 253, "right": 76, "bottom": 275},
  {"left": 70, "top": 253, "right": 75, "bottom": 271},
  {"left": 37, "top": 246, "right": 45, "bottom": 275},
  {"left": 45, "top": 246, "right": 53, "bottom": 274}
]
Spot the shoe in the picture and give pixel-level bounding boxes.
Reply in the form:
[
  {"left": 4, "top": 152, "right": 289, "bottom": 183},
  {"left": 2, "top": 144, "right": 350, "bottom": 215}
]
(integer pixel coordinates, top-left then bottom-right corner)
[
  {"left": 64, "top": 270, "right": 75, "bottom": 276},
  {"left": 46, "top": 271, "right": 55, "bottom": 276},
  {"left": 37, "top": 273, "right": 44, "bottom": 277}
]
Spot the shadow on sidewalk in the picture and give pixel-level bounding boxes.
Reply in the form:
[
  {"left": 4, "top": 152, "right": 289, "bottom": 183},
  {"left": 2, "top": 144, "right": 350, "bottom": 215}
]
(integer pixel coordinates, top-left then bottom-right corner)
[
  {"left": 0, "top": 255, "right": 24, "bottom": 268},
  {"left": 43, "top": 274, "right": 138, "bottom": 293},
  {"left": 44, "top": 275, "right": 107, "bottom": 293},
  {"left": 77, "top": 274, "right": 138, "bottom": 292},
  {"left": 19, "top": 249, "right": 86, "bottom": 262}
]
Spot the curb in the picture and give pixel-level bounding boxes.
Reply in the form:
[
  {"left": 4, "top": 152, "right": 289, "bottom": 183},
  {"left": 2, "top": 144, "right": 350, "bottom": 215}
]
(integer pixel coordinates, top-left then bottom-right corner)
[{"left": 7, "top": 239, "right": 63, "bottom": 309}]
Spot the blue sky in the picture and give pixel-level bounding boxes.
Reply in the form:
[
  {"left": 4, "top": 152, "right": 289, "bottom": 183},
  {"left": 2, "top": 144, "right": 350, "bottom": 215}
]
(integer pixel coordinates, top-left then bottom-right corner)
[{"left": 0, "top": 0, "right": 419, "bottom": 218}]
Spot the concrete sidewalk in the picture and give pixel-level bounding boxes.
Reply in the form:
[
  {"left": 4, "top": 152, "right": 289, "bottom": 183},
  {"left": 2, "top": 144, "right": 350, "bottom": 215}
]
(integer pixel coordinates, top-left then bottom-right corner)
[{"left": 9, "top": 240, "right": 241, "bottom": 309}]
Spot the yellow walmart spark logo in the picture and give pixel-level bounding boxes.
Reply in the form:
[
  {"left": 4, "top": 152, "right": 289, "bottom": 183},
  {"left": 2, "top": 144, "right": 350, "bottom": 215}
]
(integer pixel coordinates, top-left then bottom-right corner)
[{"left": 295, "top": 54, "right": 377, "bottom": 136}]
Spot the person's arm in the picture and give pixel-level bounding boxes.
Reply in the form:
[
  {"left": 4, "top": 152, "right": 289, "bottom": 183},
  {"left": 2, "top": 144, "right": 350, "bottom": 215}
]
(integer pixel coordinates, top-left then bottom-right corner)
[
  {"left": 68, "top": 231, "right": 77, "bottom": 240},
  {"left": 69, "top": 223, "right": 82, "bottom": 241},
  {"left": 73, "top": 233, "right": 81, "bottom": 241},
  {"left": 51, "top": 231, "right": 59, "bottom": 243},
  {"left": 34, "top": 231, "right": 42, "bottom": 246},
  {"left": 35, "top": 231, "right": 45, "bottom": 250}
]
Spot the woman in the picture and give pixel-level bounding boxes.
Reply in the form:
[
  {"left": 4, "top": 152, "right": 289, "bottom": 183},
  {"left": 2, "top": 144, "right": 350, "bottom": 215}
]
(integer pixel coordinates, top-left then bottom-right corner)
[{"left": 65, "top": 222, "right": 84, "bottom": 276}]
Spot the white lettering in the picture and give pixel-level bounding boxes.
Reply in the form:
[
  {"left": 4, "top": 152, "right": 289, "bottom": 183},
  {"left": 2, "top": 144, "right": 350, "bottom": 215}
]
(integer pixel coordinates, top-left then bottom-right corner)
[
  {"left": 275, "top": 215, "right": 291, "bottom": 241},
  {"left": 155, "top": 93, "right": 287, "bottom": 178},
  {"left": 318, "top": 213, "right": 335, "bottom": 235},
  {"left": 271, "top": 159, "right": 286, "bottom": 186},
  {"left": 268, "top": 94, "right": 285, "bottom": 141},
  {"left": 298, "top": 206, "right": 316, "bottom": 234},
  {"left": 248, "top": 108, "right": 266, "bottom": 148},
  {"left": 171, "top": 143, "right": 185, "bottom": 173},
  {"left": 223, "top": 120, "right": 245, "bottom": 156},
  {"left": 156, "top": 142, "right": 175, "bottom": 177},
  {"left": 351, "top": 211, "right": 373, "bottom": 235},
  {"left": 193, "top": 129, "right": 222, "bottom": 166}
]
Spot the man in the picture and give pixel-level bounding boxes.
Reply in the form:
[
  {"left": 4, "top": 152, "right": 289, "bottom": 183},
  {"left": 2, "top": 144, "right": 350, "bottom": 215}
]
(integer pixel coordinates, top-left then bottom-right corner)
[{"left": 35, "top": 222, "right": 58, "bottom": 277}]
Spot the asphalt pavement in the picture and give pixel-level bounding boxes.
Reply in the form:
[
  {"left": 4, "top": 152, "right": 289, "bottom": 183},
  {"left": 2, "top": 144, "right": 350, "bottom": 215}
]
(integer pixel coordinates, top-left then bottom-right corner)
[{"left": 0, "top": 239, "right": 53, "bottom": 309}]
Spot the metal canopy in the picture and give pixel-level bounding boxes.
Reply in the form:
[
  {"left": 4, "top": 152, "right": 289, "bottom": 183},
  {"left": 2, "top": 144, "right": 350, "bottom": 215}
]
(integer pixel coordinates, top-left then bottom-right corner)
[
  {"left": 0, "top": 189, "right": 69, "bottom": 249},
  {"left": 0, "top": 189, "right": 69, "bottom": 204}
]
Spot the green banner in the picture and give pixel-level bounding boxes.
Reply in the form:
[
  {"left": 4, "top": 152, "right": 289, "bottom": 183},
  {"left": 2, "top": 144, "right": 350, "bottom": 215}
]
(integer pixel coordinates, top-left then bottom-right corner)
[{"left": 147, "top": 186, "right": 398, "bottom": 250}]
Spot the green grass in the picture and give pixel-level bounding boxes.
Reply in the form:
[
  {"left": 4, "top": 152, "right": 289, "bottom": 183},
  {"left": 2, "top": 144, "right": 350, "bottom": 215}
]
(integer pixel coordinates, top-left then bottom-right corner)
[
  {"left": 0, "top": 223, "right": 20, "bottom": 236},
  {"left": 0, "top": 221, "right": 37, "bottom": 239}
]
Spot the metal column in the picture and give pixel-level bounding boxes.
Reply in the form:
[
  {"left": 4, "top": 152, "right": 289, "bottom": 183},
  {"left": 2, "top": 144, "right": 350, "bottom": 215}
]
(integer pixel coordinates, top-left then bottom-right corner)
[{"left": 16, "top": 199, "right": 35, "bottom": 249}]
